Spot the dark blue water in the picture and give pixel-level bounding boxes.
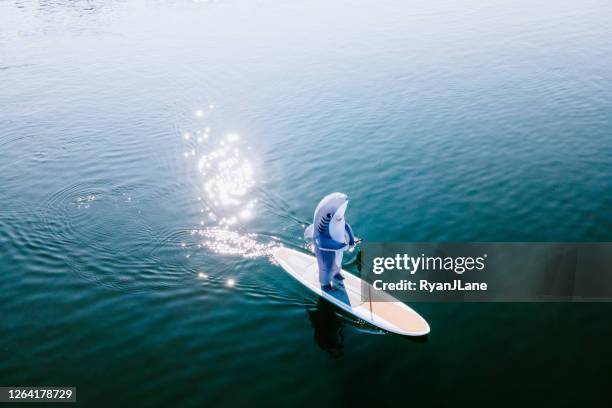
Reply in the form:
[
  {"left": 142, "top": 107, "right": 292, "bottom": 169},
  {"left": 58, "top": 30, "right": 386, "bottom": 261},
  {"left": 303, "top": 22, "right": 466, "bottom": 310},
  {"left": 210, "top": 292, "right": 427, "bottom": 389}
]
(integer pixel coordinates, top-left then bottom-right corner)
[{"left": 1, "top": 1, "right": 612, "bottom": 406}]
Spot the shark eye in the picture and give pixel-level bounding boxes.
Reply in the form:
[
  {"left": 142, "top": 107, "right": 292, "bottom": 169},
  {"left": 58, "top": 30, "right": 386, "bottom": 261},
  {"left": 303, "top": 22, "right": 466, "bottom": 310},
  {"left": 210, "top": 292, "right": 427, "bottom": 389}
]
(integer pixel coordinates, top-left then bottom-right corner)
[{"left": 326, "top": 213, "right": 331, "bottom": 218}]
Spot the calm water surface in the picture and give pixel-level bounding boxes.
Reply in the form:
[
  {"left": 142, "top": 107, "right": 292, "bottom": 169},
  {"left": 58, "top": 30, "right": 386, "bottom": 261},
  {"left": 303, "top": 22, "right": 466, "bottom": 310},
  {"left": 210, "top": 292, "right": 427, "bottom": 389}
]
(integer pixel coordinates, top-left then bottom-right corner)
[{"left": 1, "top": 0, "right": 612, "bottom": 406}]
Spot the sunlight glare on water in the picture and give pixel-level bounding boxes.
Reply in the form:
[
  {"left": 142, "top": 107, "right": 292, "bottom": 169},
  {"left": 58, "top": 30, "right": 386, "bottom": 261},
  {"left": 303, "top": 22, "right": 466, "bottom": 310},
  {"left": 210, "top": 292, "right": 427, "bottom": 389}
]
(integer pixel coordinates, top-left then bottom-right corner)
[
  {"left": 197, "top": 228, "right": 278, "bottom": 259},
  {"left": 182, "top": 111, "right": 279, "bottom": 259}
]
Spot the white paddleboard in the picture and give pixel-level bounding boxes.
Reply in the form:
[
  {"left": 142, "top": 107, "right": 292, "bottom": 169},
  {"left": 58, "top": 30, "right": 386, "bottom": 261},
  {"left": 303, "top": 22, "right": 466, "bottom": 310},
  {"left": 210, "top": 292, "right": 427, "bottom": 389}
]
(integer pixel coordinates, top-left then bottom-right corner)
[{"left": 273, "top": 247, "right": 430, "bottom": 336}]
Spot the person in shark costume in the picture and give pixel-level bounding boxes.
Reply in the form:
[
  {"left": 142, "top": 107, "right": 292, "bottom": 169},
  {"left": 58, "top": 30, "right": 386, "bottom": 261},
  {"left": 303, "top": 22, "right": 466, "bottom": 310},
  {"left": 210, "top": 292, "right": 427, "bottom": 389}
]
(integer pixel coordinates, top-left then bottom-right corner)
[{"left": 304, "top": 192, "right": 356, "bottom": 290}]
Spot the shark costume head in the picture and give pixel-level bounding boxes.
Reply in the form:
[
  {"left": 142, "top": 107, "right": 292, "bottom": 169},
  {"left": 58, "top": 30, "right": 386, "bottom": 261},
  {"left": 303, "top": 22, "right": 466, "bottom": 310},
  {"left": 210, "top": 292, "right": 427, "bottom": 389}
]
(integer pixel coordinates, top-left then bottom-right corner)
[{"left": 304, "top": 192, "right": 356, "bottom": 288}]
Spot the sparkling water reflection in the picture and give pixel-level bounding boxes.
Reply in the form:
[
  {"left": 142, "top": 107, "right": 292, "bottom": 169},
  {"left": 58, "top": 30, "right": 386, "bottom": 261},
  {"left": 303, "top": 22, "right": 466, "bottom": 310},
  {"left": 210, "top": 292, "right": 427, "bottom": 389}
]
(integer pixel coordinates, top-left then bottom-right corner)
[{"left": 181, "top": 110, "right": 280, "bottom": 261}]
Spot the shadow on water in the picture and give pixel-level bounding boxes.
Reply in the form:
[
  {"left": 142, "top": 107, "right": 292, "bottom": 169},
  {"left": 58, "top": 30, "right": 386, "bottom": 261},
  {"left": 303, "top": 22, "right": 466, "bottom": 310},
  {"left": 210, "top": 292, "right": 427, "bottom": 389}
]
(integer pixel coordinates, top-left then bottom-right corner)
[
  {"left": 307, "top": 298, "right": 345, "bottom": 359},
  {"left": 307, "top": 274, "right": 428, "bottom": 357}
]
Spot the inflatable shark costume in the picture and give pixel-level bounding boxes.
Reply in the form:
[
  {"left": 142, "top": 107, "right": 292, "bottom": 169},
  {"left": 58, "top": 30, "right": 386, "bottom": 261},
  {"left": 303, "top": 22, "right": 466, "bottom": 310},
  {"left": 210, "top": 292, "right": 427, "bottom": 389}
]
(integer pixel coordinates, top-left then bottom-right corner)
[{"left": 304, "top": 193, "right": 355, "bottom": 289}]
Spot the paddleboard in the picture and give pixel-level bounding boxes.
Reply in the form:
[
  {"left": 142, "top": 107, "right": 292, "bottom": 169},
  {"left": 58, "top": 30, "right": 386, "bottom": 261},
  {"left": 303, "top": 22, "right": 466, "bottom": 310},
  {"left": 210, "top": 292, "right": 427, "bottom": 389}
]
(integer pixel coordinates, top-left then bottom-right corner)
[{"left": 273, "top": 247, "right": 430, "bottom": 336}]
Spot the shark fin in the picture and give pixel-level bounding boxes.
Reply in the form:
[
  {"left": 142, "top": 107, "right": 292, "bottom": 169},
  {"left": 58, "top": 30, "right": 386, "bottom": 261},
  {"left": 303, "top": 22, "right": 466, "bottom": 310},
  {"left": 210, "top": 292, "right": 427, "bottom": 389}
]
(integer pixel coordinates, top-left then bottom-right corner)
[{"left": 304, "top": 224, "right": 314, "bottom": 240}]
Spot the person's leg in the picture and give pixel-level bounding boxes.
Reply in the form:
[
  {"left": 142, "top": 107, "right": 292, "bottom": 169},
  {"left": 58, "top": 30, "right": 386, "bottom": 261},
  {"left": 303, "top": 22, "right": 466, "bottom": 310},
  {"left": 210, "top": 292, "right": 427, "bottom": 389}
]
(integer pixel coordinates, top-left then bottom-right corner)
[
  {"left": 332, "top": 251, "right": 344, "bottom": 281},
  {"left": 316, "top": 247, "right": 335, "bottom": 288}
]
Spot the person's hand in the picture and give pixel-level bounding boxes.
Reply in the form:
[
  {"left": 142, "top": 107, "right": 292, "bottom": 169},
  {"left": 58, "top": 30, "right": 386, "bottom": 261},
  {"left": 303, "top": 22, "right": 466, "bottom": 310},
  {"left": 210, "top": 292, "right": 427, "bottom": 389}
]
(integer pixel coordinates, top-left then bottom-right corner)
[{"left": 349, "top": 238, "right": 361, "bottom": 251}]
